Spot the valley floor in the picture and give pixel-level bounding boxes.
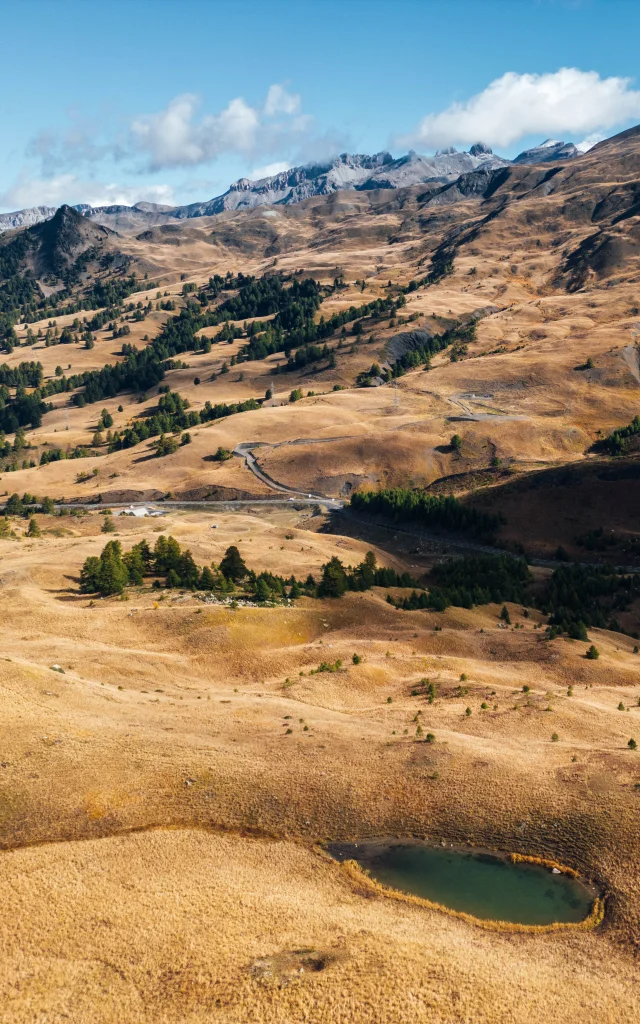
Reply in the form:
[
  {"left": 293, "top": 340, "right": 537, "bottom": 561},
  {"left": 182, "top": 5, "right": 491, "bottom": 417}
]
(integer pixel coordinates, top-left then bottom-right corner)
[{"left": 0, "top": 507, "right": 638, "bottom": 1022}]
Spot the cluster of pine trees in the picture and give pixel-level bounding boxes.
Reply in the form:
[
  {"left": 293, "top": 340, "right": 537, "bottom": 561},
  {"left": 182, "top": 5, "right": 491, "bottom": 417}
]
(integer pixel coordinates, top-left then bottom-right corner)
[
  {"left": 316, "top": 551, "right": 419, "bottom": 597},
  {"left": 0, "top": 384, "right": 48, "bottom": 433},
  {"left": 79, "top": 535, "right": 418, "bottom": 603},
  {"left": 389, "top": 554, "right": 530, "bottom": 612},
  {"left": 0, "top": 267, "right": 403, "bottom": 433},
  {"left": 0, "top": 361, "right": 43, "bottom": 388},
  {"left": 106, "top": 389, "right": 261, "bottom": 451},
  {"left": 599, "top": 415, "right": 640, "bottom": 456},
  {"left": 350, "top": 488, "right": 503, "bottom": 540},
  {"left": 81, "top": 537, "right": 310, "bottom": 600},
  {"left": 2, "top": 492, "right": 55, "bottom": 515},
  {"left": 538, "top": 562, "right": 640, "bottom": 636}
]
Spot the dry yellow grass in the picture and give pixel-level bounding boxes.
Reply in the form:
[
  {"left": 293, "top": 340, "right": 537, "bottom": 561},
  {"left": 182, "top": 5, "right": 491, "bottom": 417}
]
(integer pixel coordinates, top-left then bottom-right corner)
[
  {"left": 0, "top": 510, "right": 639, "bottom": 1020},
  {"left": 2, "top": 132, "right": 640, "bottom": 1019},
  {"left": 0, "top": 829, "right": 635, "bottom": 1024}
]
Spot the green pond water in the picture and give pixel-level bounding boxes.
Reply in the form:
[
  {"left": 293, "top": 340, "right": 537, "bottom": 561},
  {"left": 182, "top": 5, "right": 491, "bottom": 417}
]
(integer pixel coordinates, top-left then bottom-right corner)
[{"left": 328, "top": 841, "right": 594, "bottom": 925}]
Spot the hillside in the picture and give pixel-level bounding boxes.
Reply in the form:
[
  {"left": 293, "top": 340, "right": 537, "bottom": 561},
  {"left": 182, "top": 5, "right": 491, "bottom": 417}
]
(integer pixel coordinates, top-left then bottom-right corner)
[
  {"left": 0, "top": 125, "right": 638, "bottom": 550},
  {"left": 1, "top": 123, "right": 640, "bottom": 1024},
  {"left": 0, "top": 136, "right": 576, "bottom": 234}
]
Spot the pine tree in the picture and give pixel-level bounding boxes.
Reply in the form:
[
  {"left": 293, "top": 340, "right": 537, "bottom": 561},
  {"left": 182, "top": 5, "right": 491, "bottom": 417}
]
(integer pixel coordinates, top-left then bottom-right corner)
[
  {"left": 27, "top": 517, "right": 41, "bottom": 537},
  {"left": 199, "top": 566, "right": 215, "bottom": 590},
  {"left": 178, "top": 550, "right": 199, "bottom": 588},
  {"left": 4, "top": 493, "right": 24, "bottom": 516},
  {"left": 96, "top": 541, "right": 128, "bottom": 595},
  {"left": 80, "top": 556, "right": 101, "bottom": 592},
  {"left": 123, "top": 547, "right": 145, "bottom": 585},
  {"left": 255, "top": 577, "right": 271, "bottom": 602},
  {"left": 318, "top": 556, "right": 348, "bottom": 598},
  {"left": 219, "top": 545, "right": 247, "bottom": 581},
  {"left": 101, "top": 515, "right": 116, "bottom": 533}
]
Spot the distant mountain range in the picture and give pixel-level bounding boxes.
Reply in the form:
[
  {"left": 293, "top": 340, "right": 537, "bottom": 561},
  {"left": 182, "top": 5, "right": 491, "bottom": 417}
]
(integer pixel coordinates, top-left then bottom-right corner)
[{"left": 0, "top": 138, "right": 582, "bottom": 234}]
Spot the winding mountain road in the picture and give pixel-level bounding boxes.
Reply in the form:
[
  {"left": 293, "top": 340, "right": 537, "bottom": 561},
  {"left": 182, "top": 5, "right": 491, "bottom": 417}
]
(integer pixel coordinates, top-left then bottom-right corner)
[{"left": 232, "top": 439, "right": 348, "bottom": 508}]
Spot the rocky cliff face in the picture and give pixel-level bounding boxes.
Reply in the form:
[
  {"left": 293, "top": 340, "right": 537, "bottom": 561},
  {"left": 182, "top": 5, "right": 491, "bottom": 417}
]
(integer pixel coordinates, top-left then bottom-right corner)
[
  {"left": 173, "top": 153, "right": 395, "bottom": 216},
  {"left": 0, "top": 205, "right": 60, "bottom": 232},
  {"left": 0, "top": 138, "right": 586, "bottom": 234},
  {"left": 512, "top": 139, "right": 579, "bottom": 165}
]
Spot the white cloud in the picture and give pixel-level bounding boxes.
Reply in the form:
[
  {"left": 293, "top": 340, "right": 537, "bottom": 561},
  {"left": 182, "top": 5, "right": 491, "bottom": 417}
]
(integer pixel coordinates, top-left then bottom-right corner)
[
  {"left": 264, "top": 84, "right": 301, "bottom": 117},
  {"left": 131, "top": 85, "right": 310, "bottom": 170},
  {"left": 131, "top": 94, "right": 205, "bottom": 169},
  {"left": 575, "top": 132, "right": 605, "bottom": 153},
  {"left": 0, "top": 173, "right": 174, "bottom": 212},
  {"left": 248, "top": 161, "right": 291, "bottom": 181},
  {"left": 398, "top": 68, "right": 640, "bottom": 151}
]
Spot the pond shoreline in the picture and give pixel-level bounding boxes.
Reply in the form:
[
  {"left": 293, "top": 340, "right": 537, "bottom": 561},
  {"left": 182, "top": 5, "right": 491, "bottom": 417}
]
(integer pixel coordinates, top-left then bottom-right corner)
[{"left": 325, "top": 838, "right": 603, "bottom": 934}]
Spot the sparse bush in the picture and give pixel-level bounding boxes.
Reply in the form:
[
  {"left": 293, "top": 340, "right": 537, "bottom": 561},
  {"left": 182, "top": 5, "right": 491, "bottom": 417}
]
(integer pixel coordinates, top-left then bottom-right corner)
[{"left": 27, "top": 517, "right": 41, "bottom": 537}]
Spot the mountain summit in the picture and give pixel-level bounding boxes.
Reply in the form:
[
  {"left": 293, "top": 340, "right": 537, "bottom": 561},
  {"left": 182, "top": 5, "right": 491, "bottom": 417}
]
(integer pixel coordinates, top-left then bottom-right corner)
[{"left": 0, "top": 138, "right": 584, "bottom": 234}]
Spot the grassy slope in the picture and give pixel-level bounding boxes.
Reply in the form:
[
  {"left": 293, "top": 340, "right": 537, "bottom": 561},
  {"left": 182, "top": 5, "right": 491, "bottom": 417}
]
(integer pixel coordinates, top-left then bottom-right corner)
[{"left": 1, "top": 132, "right": 640, "bottom": 1021}]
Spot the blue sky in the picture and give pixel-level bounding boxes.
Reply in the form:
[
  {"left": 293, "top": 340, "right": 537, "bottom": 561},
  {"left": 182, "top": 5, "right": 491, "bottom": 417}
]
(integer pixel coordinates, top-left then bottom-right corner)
[{"left": 1, "top": 0, "right": 640, "bottom": 211}]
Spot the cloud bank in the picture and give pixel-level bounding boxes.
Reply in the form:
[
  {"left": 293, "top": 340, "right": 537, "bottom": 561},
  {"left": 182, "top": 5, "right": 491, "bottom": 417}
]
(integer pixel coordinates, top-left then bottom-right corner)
[
  {"left": 130, "top": 85, "right": 311, "bottom": 171},
  {"left": 0, "top": 174, "right": 175, "bottom": 212},
  {"left": 398, "top": 68, "right": 640, "bottom": 151}
]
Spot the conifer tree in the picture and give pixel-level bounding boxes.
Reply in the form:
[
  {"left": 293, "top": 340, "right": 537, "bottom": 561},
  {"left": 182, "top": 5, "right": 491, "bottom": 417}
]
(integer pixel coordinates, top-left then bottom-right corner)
[
  {"left": 219, "top": 545, "right": 247, "bottom": 581},
  {"left": 318, "top": 556, "right": 348, "bottom": 598},
  {"left": 27, "top": 517, "right": 41, "bottom": 537}
]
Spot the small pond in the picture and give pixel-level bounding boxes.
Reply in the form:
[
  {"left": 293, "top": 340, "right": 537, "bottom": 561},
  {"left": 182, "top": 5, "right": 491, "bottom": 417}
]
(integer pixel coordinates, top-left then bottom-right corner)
[{"left": 328, "top": 840, "right": 595, "bottom": 925}]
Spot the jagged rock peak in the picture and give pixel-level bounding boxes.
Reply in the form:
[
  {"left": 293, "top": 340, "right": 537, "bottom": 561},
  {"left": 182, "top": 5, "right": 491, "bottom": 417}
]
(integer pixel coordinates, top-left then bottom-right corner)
[{"left": 513, "top": 139, "right": 579, "bottom": 165}]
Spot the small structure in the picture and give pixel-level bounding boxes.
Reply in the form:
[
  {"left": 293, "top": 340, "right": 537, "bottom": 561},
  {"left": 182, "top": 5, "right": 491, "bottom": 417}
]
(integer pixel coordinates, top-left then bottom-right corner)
[{"left": 116, "top": 505, "right": 166, "bottom": 518}]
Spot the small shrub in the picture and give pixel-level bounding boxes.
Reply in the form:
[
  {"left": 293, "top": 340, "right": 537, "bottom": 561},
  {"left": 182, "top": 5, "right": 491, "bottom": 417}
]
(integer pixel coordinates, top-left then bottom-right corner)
[
  {"left": 551, "top": 732, "right": 559, "bottom": 742},
  {"left": 586, "top": 645, "right": 599, "bottom": 660},
  {"left": 352, "top": 653, "right": 361, "bottom": 665},
  {"left": 628, "top": 738, "right": 637, "bottom": 750}
]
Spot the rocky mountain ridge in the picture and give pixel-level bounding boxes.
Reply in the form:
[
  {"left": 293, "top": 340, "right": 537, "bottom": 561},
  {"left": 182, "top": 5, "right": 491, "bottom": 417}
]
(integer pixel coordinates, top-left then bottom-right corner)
[{"left": 0, "top": 137, "right": 582, "bottom": 233}]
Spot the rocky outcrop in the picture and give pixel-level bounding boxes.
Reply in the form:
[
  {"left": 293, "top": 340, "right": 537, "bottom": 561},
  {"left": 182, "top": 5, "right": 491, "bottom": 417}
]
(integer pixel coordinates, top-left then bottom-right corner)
[
  {"left": 0, "top": 137, "right": 589, "bottom": 235},
  {"left": 513, "top": 139, "right": 579, "bottom": 165}
]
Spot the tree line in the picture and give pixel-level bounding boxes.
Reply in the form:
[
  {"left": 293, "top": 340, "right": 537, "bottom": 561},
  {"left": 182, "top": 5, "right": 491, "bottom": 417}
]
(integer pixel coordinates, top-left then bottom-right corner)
[
  {"left": 106, "top": 389, "right": 262, "bottom": 451},
  {"left": 80, "top": 536, "right": 417, "bottom": 601},
  {"left": 538, "top": 562, "right": 640, "bottom": 637},
  {"left": 350, "top": 487, "right": 503, "bottom": 540},
  {"left": 0, "top": 361, "right": 43, "bottom": 387},
  {"left": 598, "top": 415, "right": 640, "bottom": 456}
]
